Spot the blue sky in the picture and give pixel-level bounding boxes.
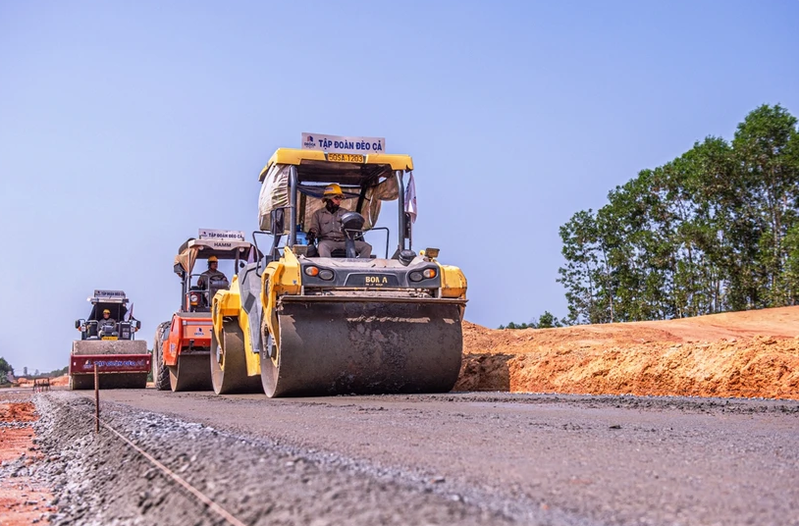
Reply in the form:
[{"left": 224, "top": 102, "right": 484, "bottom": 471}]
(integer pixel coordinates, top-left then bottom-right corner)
[{"left": 0, "top": 1, "right": 797, "bottom": 373}]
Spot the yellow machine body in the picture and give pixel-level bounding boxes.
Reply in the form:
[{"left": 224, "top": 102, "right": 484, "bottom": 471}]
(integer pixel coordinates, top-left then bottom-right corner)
[{"left": 211, "top": 145, "right": 467, "bottom": 397}]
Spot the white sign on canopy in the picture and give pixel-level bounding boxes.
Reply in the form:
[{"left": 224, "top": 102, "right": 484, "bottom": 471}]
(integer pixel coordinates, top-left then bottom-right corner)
[
  {"left": 301, "top": 133, "right": 385, "bottom": 154},
  {"left": 93, "top": 290, "right": 126, "bottom": 299},
  {"left": 198, "top": 229, "right": 246, "bottom": 241}
]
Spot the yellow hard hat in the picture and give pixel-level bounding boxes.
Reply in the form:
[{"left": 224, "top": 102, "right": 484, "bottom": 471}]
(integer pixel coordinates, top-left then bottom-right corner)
[
  {"left": 208, "top": 255, "right": 219, "bottom": 263},
  {"left": 322, "top": 184, "right": 344, "bottom": 199},
  {"left": 103, "top": 309, "right": 110, "bottom": 314}
]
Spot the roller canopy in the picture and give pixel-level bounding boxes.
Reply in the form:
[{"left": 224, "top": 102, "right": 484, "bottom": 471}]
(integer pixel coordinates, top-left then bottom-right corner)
[
  {"left": 173, "top": 238, "right": 261, "bottom": 275},
  {"left": 258, "top": 163, "right": 401, "bottom": 233}
]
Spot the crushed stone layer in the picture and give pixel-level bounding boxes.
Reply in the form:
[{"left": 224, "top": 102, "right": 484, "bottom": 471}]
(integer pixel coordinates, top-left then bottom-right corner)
[
  {"left": 54, "top": 389, "right": 799, "bottom": 526},
  {"left": 34, "top": 392, "right": 572, "bottom": 526}
]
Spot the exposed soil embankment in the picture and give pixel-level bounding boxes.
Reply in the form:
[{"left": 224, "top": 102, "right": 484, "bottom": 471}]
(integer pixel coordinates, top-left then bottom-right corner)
[
  {"left": 0, "top": 395, "right": 55, "bottom": 525},
  {"left": 456, "top": 306, "right": 799, "bottom": 400}
]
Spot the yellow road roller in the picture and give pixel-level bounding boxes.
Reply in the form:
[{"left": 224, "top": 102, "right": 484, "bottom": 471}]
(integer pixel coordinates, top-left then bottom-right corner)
[{"left": 211, "top": 137, "right": 467, "bottom": 397}]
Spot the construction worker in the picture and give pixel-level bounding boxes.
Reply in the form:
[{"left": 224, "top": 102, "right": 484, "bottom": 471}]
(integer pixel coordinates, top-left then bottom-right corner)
[
  {"left": 98, "top": 309, "right": 116, "bottom": 330},
  {"left": 198, "top": 255, "right": 227, "bottom": 290},
  {"left": 307, "top": 184, "right": 372, "bottom": 258}
]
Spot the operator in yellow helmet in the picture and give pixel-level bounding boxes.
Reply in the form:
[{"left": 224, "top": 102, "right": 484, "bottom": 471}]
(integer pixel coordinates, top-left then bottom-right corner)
[
  {"left": 197, "top": 255, "right": 227, "bottom": 290},
  {"left": 98, "top": 308, "right": 116, "bottom": 332},
  {"left": 307, "top": 184, "right": 372, "bottom": 258}
]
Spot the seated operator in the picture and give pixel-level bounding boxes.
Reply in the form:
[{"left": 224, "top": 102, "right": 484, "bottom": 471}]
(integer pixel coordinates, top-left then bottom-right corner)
[
  {"left": 98, "top": 309, "right": 116, "bottom": 331},
  {"left": 197, "top": 255, "right": 227, "bottom": 290},
  {"left": 307, "top": 184, "right": 371, "bottom": 258}
]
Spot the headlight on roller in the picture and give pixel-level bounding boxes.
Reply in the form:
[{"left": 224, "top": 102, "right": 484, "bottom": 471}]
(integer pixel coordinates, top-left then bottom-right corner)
[
  {"left": 304, "top": 266, "right": 319, "bottom": 277},
  {"left": 410, "top": 267, "right": 437, "bottom": 282},
  {"left": 318, "top": 269, "right": 334, "bottom": 281}
]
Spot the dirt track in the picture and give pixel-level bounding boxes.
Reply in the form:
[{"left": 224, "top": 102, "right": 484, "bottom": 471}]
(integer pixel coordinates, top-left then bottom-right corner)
[{"left": 0, "top": 395, "right": 55, "bottom": 525}]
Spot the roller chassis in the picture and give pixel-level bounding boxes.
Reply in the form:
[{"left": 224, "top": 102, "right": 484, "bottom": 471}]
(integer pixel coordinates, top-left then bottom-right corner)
[
  {"left": 154, "top": 230, "right": 260, "bottom": 392},
  {"left": 70, "top": 290, "right": 149, "bottom": 390},
  {"left": 211, "top": 145, "right": 468, "bottom": 398},
  {"left": 159, "top": 312, "right": 214, "bottom": 392}
]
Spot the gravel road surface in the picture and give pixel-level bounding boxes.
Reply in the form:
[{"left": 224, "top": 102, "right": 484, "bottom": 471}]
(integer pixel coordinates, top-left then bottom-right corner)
[{"left": 33, "top": 390, "right": 798, "bottom": 526}]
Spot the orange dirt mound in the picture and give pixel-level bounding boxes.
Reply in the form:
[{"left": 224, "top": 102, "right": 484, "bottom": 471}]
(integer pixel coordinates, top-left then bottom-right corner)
[
  {"left": 50, "top": 375, "right": 69, "bottom": 387},
  {"left": 456, "top": 306, "right": 799, "bottom": 400},
  {"left": 0, "top": 399, "right": 55, "bottom": 525},
  {"left": 0, "top": 401, "right": 37, "bottom": 423}
]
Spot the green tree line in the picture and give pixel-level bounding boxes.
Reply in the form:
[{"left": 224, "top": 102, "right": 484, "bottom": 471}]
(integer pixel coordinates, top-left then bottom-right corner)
[
  {"left": 499, "top": 311, "right": 564, "bottom": 330},
  {"left": 557, "top": 104, "right": 798, "bottom": 325},
  {"left": 0, "top": 357, "right": 12, "bottom": 384}
]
